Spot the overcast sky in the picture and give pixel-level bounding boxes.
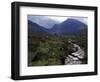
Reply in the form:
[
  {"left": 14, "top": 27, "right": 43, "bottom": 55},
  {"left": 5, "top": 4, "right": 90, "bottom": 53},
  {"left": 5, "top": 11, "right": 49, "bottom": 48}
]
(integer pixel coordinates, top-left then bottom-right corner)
[
  {"left": 47, "top": 16, "right": 68, "bottom": 22},
  {"left": 47, "top": 16, "right": 87, "bottom": 25}
]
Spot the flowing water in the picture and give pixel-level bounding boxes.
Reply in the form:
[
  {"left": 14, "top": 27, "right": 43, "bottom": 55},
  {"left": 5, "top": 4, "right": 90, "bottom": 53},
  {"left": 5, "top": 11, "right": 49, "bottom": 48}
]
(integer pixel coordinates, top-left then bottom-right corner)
[{"left": 65, "top": 41, "right": 85, "bottom": 65}]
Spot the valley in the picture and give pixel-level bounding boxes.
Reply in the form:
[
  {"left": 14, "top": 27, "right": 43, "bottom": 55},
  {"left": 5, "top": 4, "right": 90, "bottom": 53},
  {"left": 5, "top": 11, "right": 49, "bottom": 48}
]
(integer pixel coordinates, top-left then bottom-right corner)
[{"left": 28, "top": 16, "right": 88, "bottom": 66}]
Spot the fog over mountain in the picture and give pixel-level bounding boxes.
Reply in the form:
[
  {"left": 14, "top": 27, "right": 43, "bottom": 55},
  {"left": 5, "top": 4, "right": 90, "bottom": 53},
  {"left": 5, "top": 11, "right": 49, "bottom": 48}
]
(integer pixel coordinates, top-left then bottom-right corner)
[
  {"left": 28, "top": 15, "right": 87, "bottom": 29},
  {"left": 28, "top": 15, "right": 60, "bottom": 29},
  {"left": 28, "top": 16, "right": 87, "bottom": 36}
]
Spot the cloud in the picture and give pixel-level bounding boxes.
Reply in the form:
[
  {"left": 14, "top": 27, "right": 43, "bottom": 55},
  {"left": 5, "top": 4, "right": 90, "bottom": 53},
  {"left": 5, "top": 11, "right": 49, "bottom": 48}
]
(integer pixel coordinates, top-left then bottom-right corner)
[
  {"left": 28, "top": 15, "right": 59, "bottom": 29},
  {"left": 28, "top": 15, "right": 87, "bottom": 29},
  {"left": 48, "top": 16, "right": 68, "bottom": 22}
]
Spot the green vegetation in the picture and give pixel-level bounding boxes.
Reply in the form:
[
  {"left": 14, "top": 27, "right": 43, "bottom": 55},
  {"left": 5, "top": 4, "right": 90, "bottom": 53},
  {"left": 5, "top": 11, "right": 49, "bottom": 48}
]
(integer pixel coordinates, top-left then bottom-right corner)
[{"left": 28, "top": 35, "right": 87, "bottom": 66}]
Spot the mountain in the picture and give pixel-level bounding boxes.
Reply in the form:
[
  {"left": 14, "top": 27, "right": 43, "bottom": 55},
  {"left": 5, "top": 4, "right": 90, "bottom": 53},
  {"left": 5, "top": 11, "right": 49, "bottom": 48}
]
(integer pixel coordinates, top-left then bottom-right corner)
[
  {"left": 28, "top": 20, "right": 50, "bottom": 36},
  {"left": 28, "top": 16, "right": 59, "bottom": 29},
  {"left": 78, "top": 27, "right": 87, "bottom": 36},
  {"left": 28, "top": 18, "right": 87, "bottom": 36},
  {"left": 51, "top": 18, "right": 87, "bottom": 35}
]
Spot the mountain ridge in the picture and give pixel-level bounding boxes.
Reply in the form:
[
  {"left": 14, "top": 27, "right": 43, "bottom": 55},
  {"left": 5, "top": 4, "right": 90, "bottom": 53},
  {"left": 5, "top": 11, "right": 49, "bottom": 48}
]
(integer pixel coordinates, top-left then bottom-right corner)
[{"left": 28, "top": 18, "right": 87, "bottom": 36}]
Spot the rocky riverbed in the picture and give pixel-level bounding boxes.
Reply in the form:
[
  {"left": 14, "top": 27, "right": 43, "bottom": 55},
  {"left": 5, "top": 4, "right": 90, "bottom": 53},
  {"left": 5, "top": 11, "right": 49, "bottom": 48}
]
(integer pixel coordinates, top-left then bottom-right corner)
[{"left": 65, "top": 41, "right": 85, "bottom": 65}]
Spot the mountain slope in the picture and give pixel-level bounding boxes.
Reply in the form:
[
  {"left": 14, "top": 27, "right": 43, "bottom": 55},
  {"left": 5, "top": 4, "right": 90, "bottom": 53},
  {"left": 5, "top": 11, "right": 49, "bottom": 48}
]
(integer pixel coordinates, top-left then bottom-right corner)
[
  {"left": 28, "top": 18, "right": 87, "bottom": 36},
  {"left": 28, "top": 16, "right": 59, "bottom": 29},
  {"left": 28, "top": 20, "right": 50, "bottom": 36},
  {"left": 51, "top": 18, "right": 87, "bottom": 35}
]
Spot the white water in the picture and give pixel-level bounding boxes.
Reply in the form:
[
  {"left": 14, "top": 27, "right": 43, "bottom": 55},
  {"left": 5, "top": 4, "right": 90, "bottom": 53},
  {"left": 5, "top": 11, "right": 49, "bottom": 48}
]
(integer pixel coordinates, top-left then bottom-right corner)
[{"left": 65, "top": 41, "right": 85, "bottom": 65}]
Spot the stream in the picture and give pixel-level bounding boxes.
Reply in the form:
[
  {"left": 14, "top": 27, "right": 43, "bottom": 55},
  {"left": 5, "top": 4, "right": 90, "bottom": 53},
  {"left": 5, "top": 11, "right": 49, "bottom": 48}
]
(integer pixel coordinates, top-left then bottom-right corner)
[{"left": 65, "top": 40, "right": 85, "bottom": 65}]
